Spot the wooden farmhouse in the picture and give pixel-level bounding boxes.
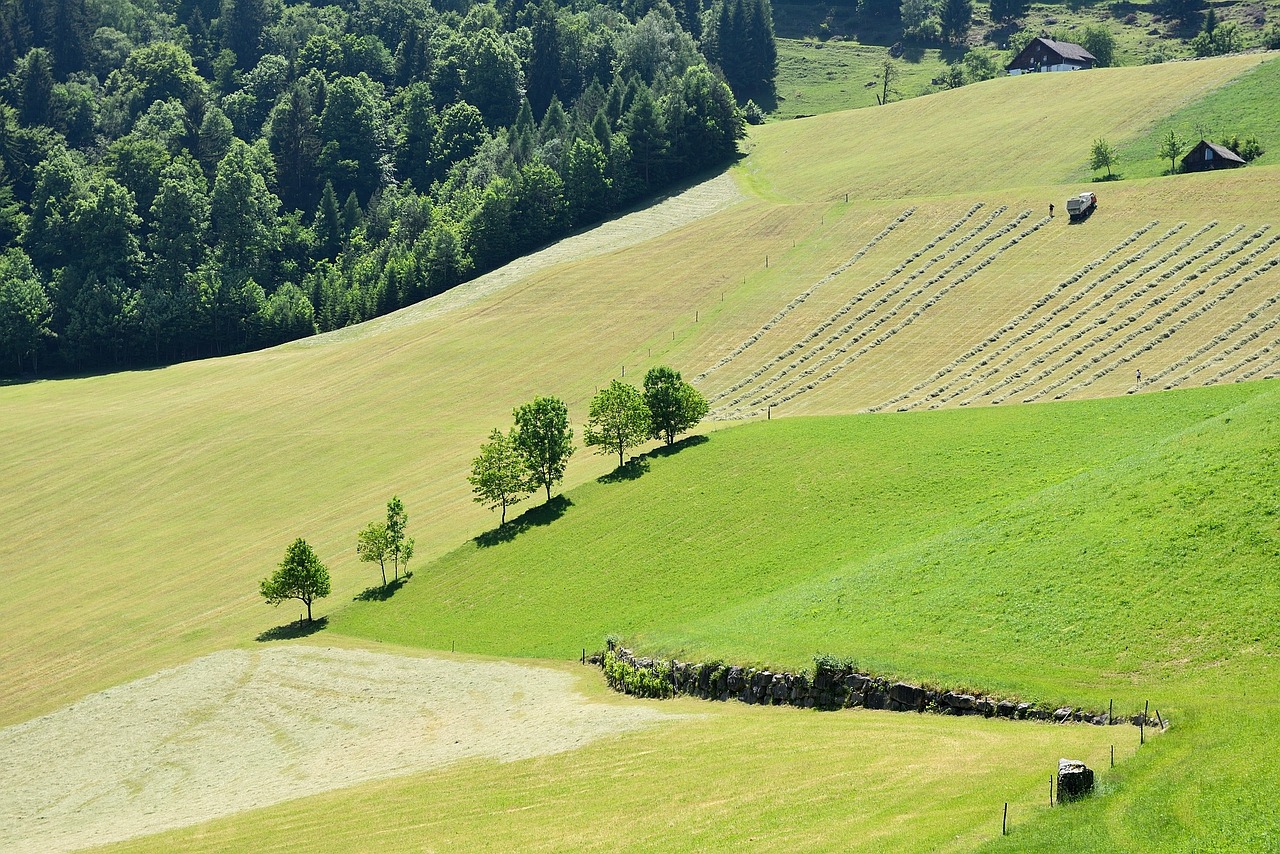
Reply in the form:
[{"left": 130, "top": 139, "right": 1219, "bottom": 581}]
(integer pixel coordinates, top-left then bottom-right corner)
[
  {"left": 1181, "top": 139, "right": 1247, "bottom": 172},
  {"left": 1006, "top": 38, "right": 1096, "bottom": 75}
]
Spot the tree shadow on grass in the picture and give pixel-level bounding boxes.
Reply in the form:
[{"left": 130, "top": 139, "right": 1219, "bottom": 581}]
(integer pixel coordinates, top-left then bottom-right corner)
[
  {"left": 648, "top": 434, "right": 710, "bottom": 458},
  {"left": 596, "top": 434, "right": 710, "bottom": 485},
  {"left": 353, "top": 575, "right": 412, "bottom": 602},
  {"left": 256, "top": 616, "right": 328, "bottom": 642},
  {"left": 475, "top": 495, "right": 573, "bottom": 548},
  {"left": 597, "top": 458, "right": 650, "bottom": 484}
]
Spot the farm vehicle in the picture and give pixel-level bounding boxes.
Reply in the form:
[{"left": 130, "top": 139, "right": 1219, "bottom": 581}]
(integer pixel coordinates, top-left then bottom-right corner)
[{"left": 1066, "top": 192, "right": 1097, "bottom": 222}]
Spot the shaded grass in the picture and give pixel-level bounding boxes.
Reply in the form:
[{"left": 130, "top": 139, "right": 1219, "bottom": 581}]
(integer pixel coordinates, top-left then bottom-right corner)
[{"left": 773, "top": 39, "right": 956, "bottom": 120}]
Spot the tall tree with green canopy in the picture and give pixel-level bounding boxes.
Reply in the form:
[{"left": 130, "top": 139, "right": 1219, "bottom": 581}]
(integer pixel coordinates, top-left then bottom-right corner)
[
  {"left": 17, "top": 48, "right": 53, "bottom": 127},
  {"left": 643, "top": 365, "right": 708, "bottom": 445},
  {"left": 468, "top": 427, "right": 530, "bottom": 524},
  {"left": 939, "top": 0, "right": 971, "bottom": 44},
  {"left": 315, "top": 180, "right": 343, "bottom": 258},
  {"left": 210, "top": 138, "right": 280, "bottom": 284},
  {"left": 0, "top": 249, "right": 51, "bottom": 373},
  {"left": 1158, "top": 128, "right": 1184, "bottom": 175},
  {"left": 268, "top": 81, "right": 321, "bottom": 213},
  {"left": 318, "top": 73, "right": 390, "bottom": 204},
  {"left": 584, "top": 379, "right": 651, "bottom": 467},
  {"left": 513, "top": 395, "right": 575, "bottom": 502},
  {"left": 260, "top": 537, "right": 330, "bottom": 623},
  {"left": 385, "top": 495, "right": 413, "bottom": 581},
  {"left": 624, "top": 84, "right": 666, "bottom": 187},
  {"left": 356, "top": 520, "right": 391, "bottom": 586},
  {"left": 25, "top": 148, "right": 89, "bottom": 277},
  {"left": 461, "top": 28, "right": 522, "bottom": 128},
  {"left": 563, "top": 136, "right": 609, "bottom": 227}
]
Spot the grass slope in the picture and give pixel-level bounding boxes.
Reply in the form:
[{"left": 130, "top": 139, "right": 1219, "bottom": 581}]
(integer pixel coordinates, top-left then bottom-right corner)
[
  {"left": 330, "top": 382, "right": 1280, "bottom": 851},
  {"left": 741, "top": 54, "right": 1264, "bottom": 202}
]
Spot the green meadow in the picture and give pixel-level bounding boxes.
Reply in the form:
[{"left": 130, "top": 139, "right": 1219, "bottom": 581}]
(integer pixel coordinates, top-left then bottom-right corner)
[{"left": 3, "top": 54, "right": 1280, "bottom": 851}]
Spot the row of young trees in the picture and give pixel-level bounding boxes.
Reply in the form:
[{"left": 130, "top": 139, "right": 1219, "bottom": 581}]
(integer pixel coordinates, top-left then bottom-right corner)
[
  {"left": 0, "top": 0, "right": 768, "bottom": 376},
  {"left": 468, "top": 366, "right": 708, "bottom": 523},
  {"left": 259, "top": 495, "right": 413, "bottom": 623}
]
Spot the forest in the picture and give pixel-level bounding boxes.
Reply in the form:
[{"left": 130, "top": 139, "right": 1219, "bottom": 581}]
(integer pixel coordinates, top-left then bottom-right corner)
[{"left": 0, "top": 0, "right": 775, "bottom": 375}]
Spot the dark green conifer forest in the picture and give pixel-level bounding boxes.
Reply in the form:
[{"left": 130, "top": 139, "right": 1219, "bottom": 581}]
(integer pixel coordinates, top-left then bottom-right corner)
[{"left": 0, "top": 0, "right": 774, "bottom": 374}]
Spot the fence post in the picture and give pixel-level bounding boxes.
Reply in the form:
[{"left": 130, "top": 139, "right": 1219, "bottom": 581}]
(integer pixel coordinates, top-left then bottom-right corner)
[{"left": 1002, "top": 802, "right": 1008, "bottom": 835}]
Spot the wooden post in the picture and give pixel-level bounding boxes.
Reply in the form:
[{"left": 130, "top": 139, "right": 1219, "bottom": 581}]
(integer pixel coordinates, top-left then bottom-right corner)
[
  {"left": 1109, "top": 698, "right": 1113, "bottom": 723},
  {"left": 1156, "top": 709, "right": 1166, "bottom": 730},
  {"left": 1111, "top": 745, "right": 1115, "bottom": 768},
  {"left": 621, "top": 364, "right": 625, "bottom": 376},
  {"left": 581, "top": 648, "right": 585, "bottom": 664},
  {"left": 1050, "top": 776, "right": 1054, "bottom": 807},
  {"left": 695, "top": 311, "right": 698, "bottom": 322},
  {"left": 845, "top": 193, "right": 849, "bottom": 203},
  {"left": 766, "top": 255, "right": 769, "bottom": 268},
  {"left": 1002, "top": 802, "right": 1008, "bottom": 835}
]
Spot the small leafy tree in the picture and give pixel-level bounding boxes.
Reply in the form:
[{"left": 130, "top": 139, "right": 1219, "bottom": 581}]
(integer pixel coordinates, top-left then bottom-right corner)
[
  {"left": 584, "top": 380, "right": 652, "bottom": 467},
  {"left": 356, "top": 521, "right": 391, "bottom": 586},
  {"left": 1077, "top": 24, "right": 1116, "bottom": 68},
  {"left": 1158, "top": 128, "right": 1184, "bottom": 175},
  {"left": 643, "top": 366, "right": 709, "bottom": 446},
  {"left": 385, "top": 496, "right": 414, "bottom": 581},
  {"left": 1090, "top": 138, "right": 1117, "bottom": 178},
  {"left": 513, "top": 395, "right": 575, "bottom": 502},
  {"left": 260, "top": 538, "right": 331, "bottom": 623},
  {"left": 469, "top": 428, "right": 530, "bottom": 524}
]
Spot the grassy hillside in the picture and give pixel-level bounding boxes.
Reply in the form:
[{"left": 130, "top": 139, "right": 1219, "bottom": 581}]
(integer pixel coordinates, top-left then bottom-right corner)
[
  {"left": 329, "top": 382, "right": 1280, "bottom": 851},
  {"left": 3, "top": 55, "right": 1279, "bottom": 851}
]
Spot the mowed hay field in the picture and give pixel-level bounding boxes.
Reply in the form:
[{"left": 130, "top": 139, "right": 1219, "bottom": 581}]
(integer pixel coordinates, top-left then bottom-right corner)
[{"left": 2, "top": 54, "right": 1279, "bottom": 850}]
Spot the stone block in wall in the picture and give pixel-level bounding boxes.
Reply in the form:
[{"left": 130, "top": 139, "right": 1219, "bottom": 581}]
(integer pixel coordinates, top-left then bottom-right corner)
[
  {"left": 1054, "top": 707, "right": 1074, "bottom": 722},
  {"left": 1057, "top": 759, "right": 1095, "bottom": 802},
  {"left": 941, "top": 692, "right": 976, "bottom": 713},
  {"left": 996, "top": 701, "right": 1016, "bottom": 718},
  {"left": 1016, "top": 702, "right": 1033, "bottom": 719},
  {"left": 889, "top": 682, "right": 925, "bottom": 712},
  {"left": 864, "top": 689, "right": 887, "bottom": 710},
  {"left": 977, "top": 699, "right": 995, "bottom": 717},
  {"left": 727, "top": 666, "right": 744, "bottom": 693}
]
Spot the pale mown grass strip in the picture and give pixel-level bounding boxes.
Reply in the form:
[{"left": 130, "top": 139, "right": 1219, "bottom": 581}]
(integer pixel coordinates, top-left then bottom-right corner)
[{"left": 103, "top": 698, "right": 1118, "bottom": 854}]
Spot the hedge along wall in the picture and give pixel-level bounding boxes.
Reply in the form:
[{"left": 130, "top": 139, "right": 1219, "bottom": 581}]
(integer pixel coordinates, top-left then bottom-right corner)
[{"left": 597, "top": 645, "right": 1155, "bottom": 728}]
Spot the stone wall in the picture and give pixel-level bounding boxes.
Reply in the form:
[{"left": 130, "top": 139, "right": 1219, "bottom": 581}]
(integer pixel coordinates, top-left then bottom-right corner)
[{"left": 596, "top": 645, "right": 1152, "bottom": 727}]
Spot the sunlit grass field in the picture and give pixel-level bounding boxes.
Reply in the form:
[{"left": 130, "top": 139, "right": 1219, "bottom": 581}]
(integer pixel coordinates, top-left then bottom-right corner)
[{"left": 3, "top": 54, "right": 1279, "bottom": 851}]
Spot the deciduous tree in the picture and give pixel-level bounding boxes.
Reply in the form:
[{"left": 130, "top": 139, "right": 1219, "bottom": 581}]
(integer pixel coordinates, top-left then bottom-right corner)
[
  {"left": 1090, "top": 137, "right": 1117, "bottom": 177},
  {"left": 385, "top": 495, "right": 413, "bottom": 581},
  {"left": 356, "top": 520, "right": 391, "bottom": 586},
  {"left": 643, "top": 365, "right": 708, "bottom": 445},
  {"left": 468, "top": 427, "right": 529, "bottom": 524},
  {"left": 1158, "top": 128, "right": 1184, "bottom": 175},
  {"left": 584, "top": 379, "right": 651, "bottom": 467},
  {"left": 260, "top": 537, "right": 330, "bottom": 622},
  {"left": 513, "top": 395, "right": 575, "bottom": 502}
]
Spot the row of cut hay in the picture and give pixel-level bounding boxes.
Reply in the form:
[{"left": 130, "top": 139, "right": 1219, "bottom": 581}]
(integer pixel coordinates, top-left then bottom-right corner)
[
  {"left": 1007, "top": 224, "right": 1260, "bottom": 402},
  {"left": 1057, "top": 237, "right": 1280, "bottom": 398},
  {"left": 934, "top": 223, "right": 1191, "bottom": 409},
  {"left": 694, "top": 208, "right": 916, "bottom": 385},
  {"left": 711, "top": 203, "right": 998, "bottom": 409},
  {"left": 1043, "top": 230, "right": 1279, "bottom": 401},
  {"left": 1185, "top": 295, "right": 1280, "bottom": 387},
  {"left": 961, "top": 223, "right": 1215, "bottom": 406},
  {"left": 731, "top": 213, "right": 1052, "bottom": 418},
  {"left": 712, "top": 208, "right": 1027, "bottom": 419},
  {"left": 704, "top": 204, "right": 986, "bottom": 405},
  {"left": 1128, "top": 249, "right": 1280, "bottom": 390},
  {"left": 870, "top": 221, "right": 1163, "bottom": 413}
]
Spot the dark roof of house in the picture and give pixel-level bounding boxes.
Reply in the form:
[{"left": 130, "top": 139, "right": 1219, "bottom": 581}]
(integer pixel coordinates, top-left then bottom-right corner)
[
  {"left": 1039, "top": 38, "right": 1096, "bottom": 63},
  {"left": 1007, "top": 37, "right": 1097, "bottom": 69},
  {"left": 1182, "top": 140, "right": 1246, "bottom": 164}
]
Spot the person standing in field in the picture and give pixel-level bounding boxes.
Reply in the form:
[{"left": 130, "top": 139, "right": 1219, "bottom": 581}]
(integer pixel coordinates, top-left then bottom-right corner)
[{"left": 1049, "top": 203, "right": 1055, "bottom": 218}]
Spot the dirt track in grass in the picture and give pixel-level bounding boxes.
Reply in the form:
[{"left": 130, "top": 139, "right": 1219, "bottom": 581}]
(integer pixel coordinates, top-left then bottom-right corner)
[{"left": 0, "top": 646, "right": 676, "bottom": 853}]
